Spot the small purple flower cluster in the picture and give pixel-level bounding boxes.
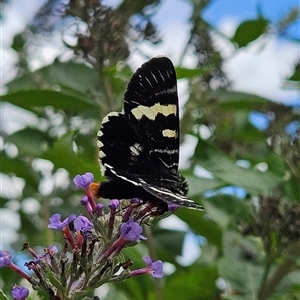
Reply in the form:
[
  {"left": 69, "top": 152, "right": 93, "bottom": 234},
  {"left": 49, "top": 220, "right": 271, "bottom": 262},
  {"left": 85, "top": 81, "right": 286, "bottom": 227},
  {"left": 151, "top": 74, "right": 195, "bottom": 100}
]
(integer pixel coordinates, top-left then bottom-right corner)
[
  {"left": 11, "top": 285, "right": 29, "bottom": 300},
  {"left": 1, "top": 173, "right": 164, "bottom": 300}
]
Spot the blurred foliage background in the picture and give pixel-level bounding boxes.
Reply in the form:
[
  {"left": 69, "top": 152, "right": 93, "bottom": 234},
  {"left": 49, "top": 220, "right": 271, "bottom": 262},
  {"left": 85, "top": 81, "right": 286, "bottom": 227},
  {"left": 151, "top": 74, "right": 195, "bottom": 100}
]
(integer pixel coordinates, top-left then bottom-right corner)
[{"left": 1, "top": 0, "right": 299, "bottom": 299}]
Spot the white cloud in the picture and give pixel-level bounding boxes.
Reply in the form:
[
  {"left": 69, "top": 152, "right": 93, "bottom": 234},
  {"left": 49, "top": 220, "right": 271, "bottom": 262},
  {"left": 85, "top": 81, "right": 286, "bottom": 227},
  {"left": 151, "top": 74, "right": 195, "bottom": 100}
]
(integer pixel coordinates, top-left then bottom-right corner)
[
  {"left": 223, "top": 35, "right": 299, "bottom": 103},
  {"left": 1, "top": 0, "right": 47, "bottom": 44},
  {"left": 212, "top": 18, "right": 300, "bottom": 104}
]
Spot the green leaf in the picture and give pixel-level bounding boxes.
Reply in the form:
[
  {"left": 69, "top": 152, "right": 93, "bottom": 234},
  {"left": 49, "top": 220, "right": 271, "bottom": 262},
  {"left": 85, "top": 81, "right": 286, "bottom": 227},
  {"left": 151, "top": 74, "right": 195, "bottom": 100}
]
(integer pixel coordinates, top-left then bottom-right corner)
[
  {"left": 213, "top": 90, "right": 269, "bottom": 109},
  {"left": 7, "top": 60, "right": 98, "bottom": 96},
  {"left": 0, "top": 289, "right": 9, "bottom": 300},
  {"left": 175, "top": 67, "right": 206, "bottom": 79},
  {"left": 284, "top": 173, "right": 300, "bottom": 203},
  {"left": 194, "top": 138, "right": 282, "bottom": 196},
  {"left": 154, "top": 228, "right": 186, "bottom": 258},
  {"left": 202, "top": 199, "right": 230, "bottom": 228},
  {"left": 232, "top": 18, "right": 269, "bottom": 47},
  {"left": 0, "top": 196, "right": 9, "bottom": 208},
  {"left": 202, "top": 195, "right": 253, "bottom": 228},
  {"left": 186, "top": 175, "right": 226, "bottom": 196},
  {"left": 288, "top": 64, "right": 300, "bottom": 81},
  {"left": 2, "top": 90, "right": 98, "bottom": 116},
  {"left": 47, "top": 268, "right": 65, "bottom": 292},
  {"left": 176, "top": 209, "right": 223, "bottom": 248},
  {"left": 219, "top": 231, "right": 263, "bottom": 296},
  {"left": 42, "top": 131, "right": 99, "bottom": 177},
  {"left": 164, "top": 265, "right": 219, "bottom": 299},
  {"left": 11, "top": 33, "right": 26, "bottom": 52},
  {"left": 0, "top": 151, "right": 38, "bottom": 187},
  {"left": 117, "top": 266, "right": 153, "bottom": 300},
  {"left": 273, "top": 269, "right": 300, "bottom": 295},
  {"left": 5, "top": 127, "right": 52, "bottom": 156}
]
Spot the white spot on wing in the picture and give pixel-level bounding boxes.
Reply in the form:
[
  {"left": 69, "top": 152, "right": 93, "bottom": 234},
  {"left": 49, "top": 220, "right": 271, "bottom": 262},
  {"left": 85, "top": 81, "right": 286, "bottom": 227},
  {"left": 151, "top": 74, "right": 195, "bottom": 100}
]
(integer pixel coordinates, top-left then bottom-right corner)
[
  {"left": 130, "top": 143, "right": 143, "bottom": 156},
  {"left": 138, "top": 105, "right": 156, "bottom": 120},
  {"left": 162, "top": 129, "right": 177, "bottom": 138},
  {"left": 161, "top": 105, "right": 169, "bottom": 116},
  {"left": 97, "top": 141, "right": 104, "bottom": 149},
  {"left": 99, "top": 150, "right": 106, "bottom": 158},
  {"left": 131, "top": 104, "right": 177, "bottom": 120},
  {"left": 97, "top": 130, "right": 103, "bottom": 137},
  {"left": 102, "top": 111, "right": 121, "bottom": 124}
]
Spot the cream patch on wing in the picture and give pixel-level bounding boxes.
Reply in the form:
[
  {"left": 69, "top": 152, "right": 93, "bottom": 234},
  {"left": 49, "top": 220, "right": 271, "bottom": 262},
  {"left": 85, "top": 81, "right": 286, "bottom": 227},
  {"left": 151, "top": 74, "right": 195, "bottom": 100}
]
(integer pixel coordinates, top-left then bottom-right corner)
[{"left": 131, "top": 104, "right": 177, "bottom": 120}]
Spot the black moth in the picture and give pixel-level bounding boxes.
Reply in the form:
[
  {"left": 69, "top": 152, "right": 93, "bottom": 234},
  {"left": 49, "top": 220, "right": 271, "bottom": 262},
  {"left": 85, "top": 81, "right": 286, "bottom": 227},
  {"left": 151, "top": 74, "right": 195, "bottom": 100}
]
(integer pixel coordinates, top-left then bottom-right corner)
[{"left": 96, "top": 56, "right": 203, "bottom": 213}]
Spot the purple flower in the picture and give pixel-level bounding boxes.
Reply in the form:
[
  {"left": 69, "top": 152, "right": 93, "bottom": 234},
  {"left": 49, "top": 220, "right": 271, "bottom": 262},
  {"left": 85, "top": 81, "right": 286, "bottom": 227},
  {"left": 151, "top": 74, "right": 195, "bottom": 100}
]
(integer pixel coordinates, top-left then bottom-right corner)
[
  {"left": 73, "top": 172, "right": 94, "bottom": 189},
  {"left": 130, "top": 255, "right": 163, "bottom": 278},
  {"left": 143, "top": 256, "right": 163, "bottom": 278},
  {"left": 0, "top": 251, "right": 32, "bottom": 281},
  {"left": 94, "top": 203, "right": 104, "bottom": 216},
  {"left": 0, "top": 250, "right": 12, "bottom": 267},
  {"left": 81, "top": 196, "right": 93, "bottom": 214},
  {"left": 48, "top": 214, "right": 77, "bottom": 248},
  {"left": 41, "top": 245, "right": 58, "bottom": 265},
  {"left": 11, "top": 285, "right": 29, "bottom": 300},
  {"left": 108, "top": 199, "right": 119, "bottom": 237},
  {"left": 120, "top": 218, "right": 146, "bottom": 242},
  {"left": 48, "top": 213, "right": 76, "bottom": 230},
  {"left": 74, "top": 216, "right": 93, "bottom": 232},
  {"left": 109, "top": 199, "right": 119, "bottom": 211},
  {"left": 103, "top": 219, "right": 146, "bottom": 259},
  {"left": 130, "top": 198, "right": 141, "bottom": 204}
]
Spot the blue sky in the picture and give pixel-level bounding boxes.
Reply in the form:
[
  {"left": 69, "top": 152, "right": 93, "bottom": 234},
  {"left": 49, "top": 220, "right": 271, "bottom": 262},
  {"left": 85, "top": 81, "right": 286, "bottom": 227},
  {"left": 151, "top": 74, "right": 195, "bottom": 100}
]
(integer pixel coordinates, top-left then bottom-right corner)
[{"left": 203, "top": 0, "right": 299, "bottom": 39}]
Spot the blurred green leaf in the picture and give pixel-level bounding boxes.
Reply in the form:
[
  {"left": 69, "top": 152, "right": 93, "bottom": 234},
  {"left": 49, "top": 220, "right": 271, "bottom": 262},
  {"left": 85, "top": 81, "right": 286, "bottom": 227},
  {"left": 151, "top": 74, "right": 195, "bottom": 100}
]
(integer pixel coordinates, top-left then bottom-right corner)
[
  {"left": 42, "top": 131, "right": 99, "bottom": 177},
  {"left": 222, "top": 230, "right": 261, "bottom": 260},
  {"left": 273, "top": 270, "right": 300, "bottom": 296},
  {"left": 186, "top": 175, "right": 226, "bottom": 196},
  {"left": 288, "top": 64, "right": 300, "bottom": 81},
  {"left": 0, "top": 197, "right": 9, "bottom": 208},
  {"left": 154, "top": 228, "right": 186, "bottom": 259},
  {"left": 219, "top": 231, "right": 263, "bottom": 295},
  {"left": 213, "top": 90, "right": 269, "bottom": 109},
  {"left": 284, "top": 174, "right": 300, "bottom": 202},
  {"left": 7, "top": 60, "right": 98, "bottom": 96},
  {"left": 176, "top": 209, "right": 223, "bottom": 248},
  {"left": 5, "top": 127, "right": 51, "bottom": 156},
  {"left": 194, "top": 138, "right": 282, "bottom": 195},
  {"left": 0, "top": 151, "right": 38, "bottom": 187},
  {"left": 117, "top": 256, "right": 154, "bottom": 300},
  {"left": 164, "top": 265, "right": 219, "bottom": 299},
  {"left": 2, "top": 90, "right": 98, "bottom": 116},
  {"left": 202, "top": 194, "right": 253, "bottom": 228},
  {"left": 175, "top": 67, "right": 206, "bottom": 79},
  {"left": 232, "top": 18, "right": 269, "bottom": 47},
  {"left": 0, "top": 289, "right": 9, "bottom": 300},
  {"left": 11, "top": 33, "right": 26, "bottom": 52}
]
